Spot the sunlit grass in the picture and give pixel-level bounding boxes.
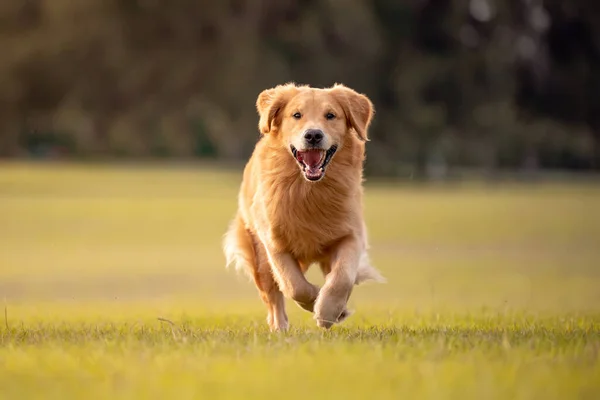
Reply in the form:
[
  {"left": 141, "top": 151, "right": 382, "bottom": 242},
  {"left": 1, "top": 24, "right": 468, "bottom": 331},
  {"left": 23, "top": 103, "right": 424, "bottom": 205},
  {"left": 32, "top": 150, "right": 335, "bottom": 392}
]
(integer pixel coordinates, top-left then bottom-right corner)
[{"left": 1, "top": 161, "right": 599, "bottom": 399}]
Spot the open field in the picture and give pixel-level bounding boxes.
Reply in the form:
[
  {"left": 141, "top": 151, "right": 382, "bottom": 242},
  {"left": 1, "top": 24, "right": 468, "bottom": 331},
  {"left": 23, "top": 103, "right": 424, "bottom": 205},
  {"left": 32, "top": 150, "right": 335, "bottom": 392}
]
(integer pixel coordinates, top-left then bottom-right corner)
[{"left": 1, "top": 162, "right": 599, "bottom": 399}]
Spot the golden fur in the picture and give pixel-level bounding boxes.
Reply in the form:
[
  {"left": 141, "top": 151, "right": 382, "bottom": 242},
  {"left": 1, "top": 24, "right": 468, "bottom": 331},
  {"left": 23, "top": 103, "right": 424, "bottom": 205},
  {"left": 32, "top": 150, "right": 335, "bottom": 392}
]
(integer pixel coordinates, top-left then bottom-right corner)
[{"left": 223, "top": 82, "right": 385, "bottom": 331}]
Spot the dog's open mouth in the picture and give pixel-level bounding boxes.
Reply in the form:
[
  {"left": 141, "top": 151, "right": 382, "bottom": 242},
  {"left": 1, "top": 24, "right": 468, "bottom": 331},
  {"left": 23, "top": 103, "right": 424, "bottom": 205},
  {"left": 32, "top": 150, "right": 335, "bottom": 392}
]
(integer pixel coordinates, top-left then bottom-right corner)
[{"left": 291, "top": 145, "right": 338, "bottom": 181}]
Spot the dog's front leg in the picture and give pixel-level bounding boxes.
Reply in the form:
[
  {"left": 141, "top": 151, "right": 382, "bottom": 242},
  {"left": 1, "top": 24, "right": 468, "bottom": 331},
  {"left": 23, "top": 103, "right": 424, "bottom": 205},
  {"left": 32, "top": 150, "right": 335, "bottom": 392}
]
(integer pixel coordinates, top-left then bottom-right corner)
[
  {"left": 265, "top": 250, "right": 320, "bottom": 313},
  {"left": 314, "top": 236, "right": 360, "bottom": 329}
]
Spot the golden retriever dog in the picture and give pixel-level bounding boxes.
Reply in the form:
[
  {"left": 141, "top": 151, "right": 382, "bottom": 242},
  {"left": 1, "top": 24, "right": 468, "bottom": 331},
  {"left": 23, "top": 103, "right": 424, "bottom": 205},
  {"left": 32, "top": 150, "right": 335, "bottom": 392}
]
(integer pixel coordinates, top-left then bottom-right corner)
[{"left": 223, "top": 82, "right": 385, "bottom": 331}]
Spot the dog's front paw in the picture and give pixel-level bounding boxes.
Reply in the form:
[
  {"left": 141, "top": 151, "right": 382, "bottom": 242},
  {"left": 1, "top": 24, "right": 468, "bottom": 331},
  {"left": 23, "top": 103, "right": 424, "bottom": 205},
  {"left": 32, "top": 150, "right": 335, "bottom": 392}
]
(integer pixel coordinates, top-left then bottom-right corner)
[
  {"left": 314, "top": 293, "right": 349, "bottom": 329},
  {"left": 291, "top": 283, "right": 320, "bottom": 313},
  {"left": 337, "top": 308, "right": 354, "bottom": 323},
  {"left": 315, "top": 317, "right": 334, "bottom": 329},
  {"left": 314, "top": 308, "right": 352, "bottom": 329}
]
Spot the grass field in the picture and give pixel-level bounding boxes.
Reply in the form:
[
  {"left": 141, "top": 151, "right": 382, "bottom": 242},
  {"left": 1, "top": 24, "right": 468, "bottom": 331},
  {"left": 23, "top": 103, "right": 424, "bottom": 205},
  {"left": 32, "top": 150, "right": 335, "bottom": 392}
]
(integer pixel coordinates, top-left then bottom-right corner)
[{"left": 1, "top": 162, "right": 599, "bottom": 399}]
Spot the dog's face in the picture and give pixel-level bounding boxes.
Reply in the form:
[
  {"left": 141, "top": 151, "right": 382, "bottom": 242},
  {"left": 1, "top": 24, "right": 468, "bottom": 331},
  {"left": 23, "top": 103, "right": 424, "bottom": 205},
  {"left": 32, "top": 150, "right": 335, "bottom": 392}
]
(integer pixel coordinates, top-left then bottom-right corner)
[{"left": 256, "top": 83, "right": 374, "bottom": 182}]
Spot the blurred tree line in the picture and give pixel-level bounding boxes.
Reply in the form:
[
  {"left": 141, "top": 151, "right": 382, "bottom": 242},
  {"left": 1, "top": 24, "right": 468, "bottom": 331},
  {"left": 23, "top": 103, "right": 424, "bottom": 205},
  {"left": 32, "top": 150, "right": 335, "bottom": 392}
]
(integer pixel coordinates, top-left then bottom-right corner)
[{"left": 0, "top": 0, "right": 599, "bottom": 178}]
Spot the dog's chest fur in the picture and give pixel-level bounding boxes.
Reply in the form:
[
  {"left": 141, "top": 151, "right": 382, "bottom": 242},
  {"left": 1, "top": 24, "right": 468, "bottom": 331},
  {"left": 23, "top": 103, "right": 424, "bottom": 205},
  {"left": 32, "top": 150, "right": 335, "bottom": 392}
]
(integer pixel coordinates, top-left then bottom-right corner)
[{"left": 261, "top": 174, "right": 359, "bottom": 261}]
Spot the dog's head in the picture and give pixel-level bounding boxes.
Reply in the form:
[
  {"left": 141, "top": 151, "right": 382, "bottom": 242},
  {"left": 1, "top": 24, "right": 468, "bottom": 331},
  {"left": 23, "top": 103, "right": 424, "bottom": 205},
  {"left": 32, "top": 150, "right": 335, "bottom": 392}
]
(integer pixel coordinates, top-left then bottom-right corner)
[{"left": 256, "top": 83, "right": 374, "bottom": 182}]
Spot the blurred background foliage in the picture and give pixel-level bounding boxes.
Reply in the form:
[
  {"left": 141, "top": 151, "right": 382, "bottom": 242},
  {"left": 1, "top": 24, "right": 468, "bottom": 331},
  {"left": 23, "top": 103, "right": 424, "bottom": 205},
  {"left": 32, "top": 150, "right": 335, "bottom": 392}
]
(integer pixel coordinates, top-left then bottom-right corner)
[{"left": 0, "top": 0, "right": 599, "bottom": 178}]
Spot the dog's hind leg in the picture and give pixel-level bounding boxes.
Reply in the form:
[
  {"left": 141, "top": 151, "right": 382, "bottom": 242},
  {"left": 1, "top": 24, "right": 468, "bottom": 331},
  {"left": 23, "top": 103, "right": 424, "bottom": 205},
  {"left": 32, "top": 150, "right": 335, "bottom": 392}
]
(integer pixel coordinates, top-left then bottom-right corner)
[
  {"left": 223, "top": 217, "right": 288, "bottom": 331},
  {"left": 251, "top": 235, "right": 288, "bottom": 331}
]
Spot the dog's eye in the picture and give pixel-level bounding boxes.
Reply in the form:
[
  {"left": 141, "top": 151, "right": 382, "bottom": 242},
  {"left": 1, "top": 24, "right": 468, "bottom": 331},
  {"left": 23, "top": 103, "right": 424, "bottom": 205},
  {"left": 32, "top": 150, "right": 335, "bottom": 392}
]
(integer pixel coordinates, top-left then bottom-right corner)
[
  {"left": 293, "top": 112, "right": 302, "bottom": 119},
  {"left": 325, "top": 112, "right": 336, "bottom": 120}
]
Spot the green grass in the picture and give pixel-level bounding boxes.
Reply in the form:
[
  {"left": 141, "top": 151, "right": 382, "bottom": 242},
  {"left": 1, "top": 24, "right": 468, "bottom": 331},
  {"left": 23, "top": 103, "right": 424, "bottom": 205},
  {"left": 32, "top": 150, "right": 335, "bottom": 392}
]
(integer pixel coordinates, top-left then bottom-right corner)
[{"left": 1, "top": 162, "right": 599, "bottom": 399}]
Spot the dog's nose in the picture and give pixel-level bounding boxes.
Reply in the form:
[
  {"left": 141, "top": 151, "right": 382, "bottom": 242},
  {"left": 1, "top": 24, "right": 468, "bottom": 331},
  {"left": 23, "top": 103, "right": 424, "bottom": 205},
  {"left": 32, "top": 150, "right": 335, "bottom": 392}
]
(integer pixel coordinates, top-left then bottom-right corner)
[{"left": 304, "top": 129, "right": 324, "bottom": 146}]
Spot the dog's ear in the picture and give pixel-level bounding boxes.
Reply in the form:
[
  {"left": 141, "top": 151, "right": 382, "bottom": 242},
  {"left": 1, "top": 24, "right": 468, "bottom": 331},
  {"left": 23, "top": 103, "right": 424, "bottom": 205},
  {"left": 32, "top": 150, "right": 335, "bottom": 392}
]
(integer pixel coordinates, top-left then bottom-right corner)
[
  {"left": 256, "top": 83, "right": 299, "bottom": 134},
  {"left": 331, "top": 84, "right": 374, "bottom": 142}
]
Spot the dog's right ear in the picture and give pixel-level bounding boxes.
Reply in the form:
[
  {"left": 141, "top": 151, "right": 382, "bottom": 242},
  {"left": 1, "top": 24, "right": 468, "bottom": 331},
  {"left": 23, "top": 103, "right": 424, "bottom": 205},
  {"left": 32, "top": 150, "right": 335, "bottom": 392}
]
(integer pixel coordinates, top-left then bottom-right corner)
[{"left": 256, "top": 83, "right": 299, "bottom": 134}]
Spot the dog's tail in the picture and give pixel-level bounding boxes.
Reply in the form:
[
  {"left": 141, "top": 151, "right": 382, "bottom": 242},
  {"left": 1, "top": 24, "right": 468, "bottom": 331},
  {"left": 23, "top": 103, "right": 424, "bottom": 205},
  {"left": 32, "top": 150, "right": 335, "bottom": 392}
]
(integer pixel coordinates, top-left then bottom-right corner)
[
  {"left": 223, "top": 215, "right": 255, "bottom": 279},
  {"left": 355, "top": 225, "right": 386, "bottom": 285},
  {"left": 355, "top": 252, "right": 386, "bottom": 285}
]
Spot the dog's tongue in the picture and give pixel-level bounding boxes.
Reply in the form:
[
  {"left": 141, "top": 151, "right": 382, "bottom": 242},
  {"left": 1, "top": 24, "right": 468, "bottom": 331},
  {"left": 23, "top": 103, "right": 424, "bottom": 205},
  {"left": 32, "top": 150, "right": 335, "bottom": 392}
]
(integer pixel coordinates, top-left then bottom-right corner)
[{"left": 299, "top": 150, "right": 323, "bottom": 169}]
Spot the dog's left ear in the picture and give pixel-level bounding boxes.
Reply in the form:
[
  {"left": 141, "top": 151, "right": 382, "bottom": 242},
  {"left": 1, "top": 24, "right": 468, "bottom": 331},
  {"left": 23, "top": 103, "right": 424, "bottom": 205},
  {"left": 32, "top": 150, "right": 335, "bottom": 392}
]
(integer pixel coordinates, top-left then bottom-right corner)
[
  {"left": 331, "top": 84, "right": 374, "bottom": 142},
  {"left": 256, "top": 83, "right": 299, "bottom": 135}
]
